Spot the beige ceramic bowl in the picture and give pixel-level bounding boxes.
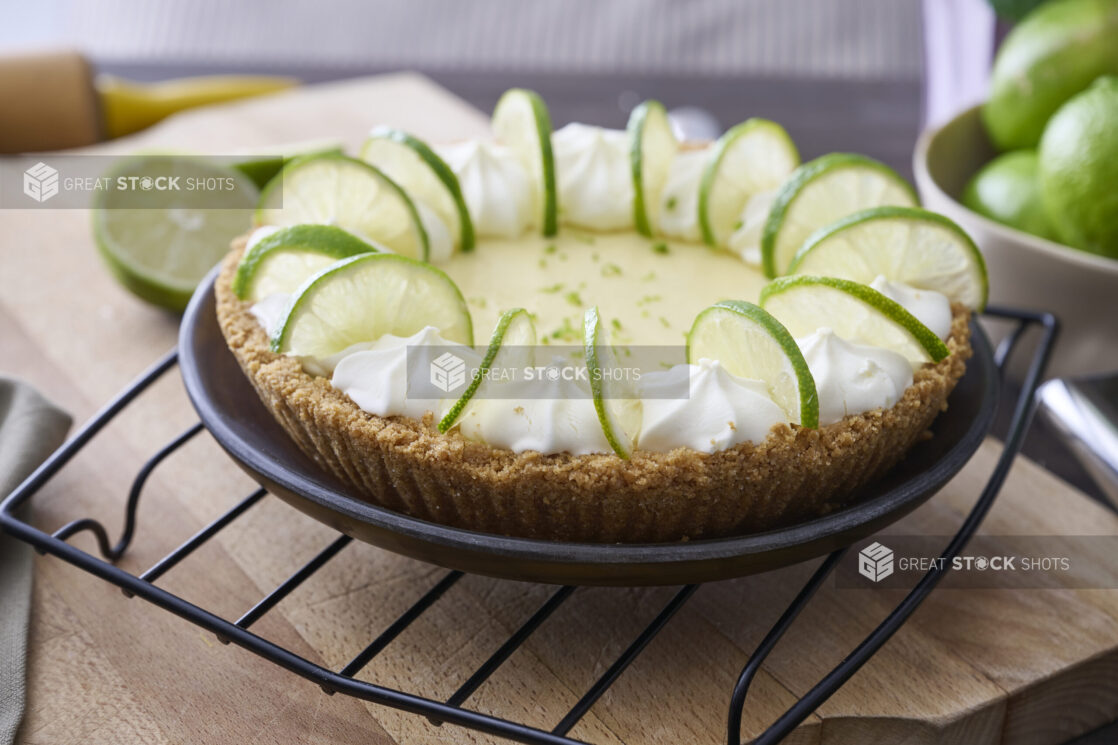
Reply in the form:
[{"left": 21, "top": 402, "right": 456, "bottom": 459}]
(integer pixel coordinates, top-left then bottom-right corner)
[{"left": 914, "top": 105, "right": 1118, "bottom": 378}]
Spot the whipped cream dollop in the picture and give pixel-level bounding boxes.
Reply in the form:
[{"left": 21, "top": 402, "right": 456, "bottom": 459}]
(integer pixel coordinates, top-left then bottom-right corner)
[
  {"left": 455, "top": 371, "right": 612, "bottom": 455},
  {"left": 727, "top": 189, "right": 778, "bottom": 267},
  {"left": 246, "top": 224, "right": 281, "bottom": 250},
  {"left": 657, "top": 149, "right": 708, "bottom": 242},
  {"left": 330, "top": 326, "right": 466, "bottom": 420},
  {"left": 437, "top": 141, "right": 535, "bottom": 238},
  {"left": 637, "top": 360, "right": 786, "bottom": 453},
  {"left": 249, "top": 292, "right": 290, "bottom": 339},
  {"left": 869, "top": 276, "right": 953, "bottom": 341},
  {"left": 797, "top": 329, "right": 913, "bottom": 426},
  {"left": 246, "top": 225, "right": 293, "bottom": 337},
  {"left": 551, "top": 123, "right": 633, "bottom": 231}
]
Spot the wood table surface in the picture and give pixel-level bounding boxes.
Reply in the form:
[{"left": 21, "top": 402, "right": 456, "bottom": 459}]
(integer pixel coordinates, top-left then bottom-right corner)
[{"left": 2, "top": 73, "right": 1118, "bottom": 745}]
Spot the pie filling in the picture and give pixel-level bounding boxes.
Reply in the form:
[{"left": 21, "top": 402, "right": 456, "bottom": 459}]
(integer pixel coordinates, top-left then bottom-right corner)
[{"left": 248, "top": 124, "right": 955, "bottom": 456}]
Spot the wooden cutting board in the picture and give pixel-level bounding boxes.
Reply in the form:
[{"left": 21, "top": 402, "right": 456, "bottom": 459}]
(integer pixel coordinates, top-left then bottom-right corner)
[{"left": 2, "top": 73, "right": 1117, "bottom": 745}]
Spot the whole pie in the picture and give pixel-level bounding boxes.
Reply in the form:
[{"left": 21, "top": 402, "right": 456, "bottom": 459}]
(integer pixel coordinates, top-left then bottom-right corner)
[{"left": 216, "top": 90, "right": 984, "bottom": 543}]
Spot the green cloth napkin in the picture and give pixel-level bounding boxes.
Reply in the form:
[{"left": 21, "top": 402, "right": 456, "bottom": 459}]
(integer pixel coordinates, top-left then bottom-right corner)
[{"left": 0, "top": 378, "right": 71, "bottom": 745}]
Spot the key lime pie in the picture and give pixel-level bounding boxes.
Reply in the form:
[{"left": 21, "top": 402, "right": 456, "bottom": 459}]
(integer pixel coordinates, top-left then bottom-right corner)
[{"left": 216, "top": 89, "right": 983, "bottom": 543}]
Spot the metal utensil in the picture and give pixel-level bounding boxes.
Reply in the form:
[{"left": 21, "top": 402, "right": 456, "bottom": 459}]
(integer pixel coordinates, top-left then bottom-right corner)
[{"left": 1037, "top": 374, "right": 1118, "bottom": 508}]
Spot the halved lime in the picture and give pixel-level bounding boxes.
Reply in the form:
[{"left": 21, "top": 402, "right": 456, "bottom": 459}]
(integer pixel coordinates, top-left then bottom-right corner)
[
  {"left": 760, "top": 153, "right": 917, "bottom": 278},
  {"left": 687, "top": 300, "right": 818, "bottom": 428},
  {"left": 585, "top": 306, "right": 641, "bottom": 457},
  {"left": 93, "top": 154, "right": 257, "bottom": 311},
  {"left": 788, "top": 206, "right": 988, "bottom": 310},
  {"left": 360, "top": 127, "right": 475, "bottom": 252},
  {"left": 760, "top": 276, "right": 949, "bottom": 365},
  {"left": 439, "top": 308, "right": 535, "bottom": 432},
  {"left": 232, "top": 224, "right": 377, "bottom": 301},
  {"left": 627, "top": 100, "right": 679, "bottom": 237},
  {"left": 231, "top": 138, "right": 344, "bottom": 190},
  {"left": 698, "top": 119, "right": 800, "bottom": 249},
  {"left": 492, "top": 88, "right": 557, "bottom": 236},
  {"left": 256, "top": 153, "right": 429, "bottom": 260},
  {"left": 272, "top": 252, "right": 473, "bottom": 358}
]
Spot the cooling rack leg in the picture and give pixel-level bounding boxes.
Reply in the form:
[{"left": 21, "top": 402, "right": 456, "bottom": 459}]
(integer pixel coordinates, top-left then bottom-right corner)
[
  {"left": 0, "top": 349, "right": 179, "bottom": 555},
  {"left": 51, "top": 422, "right": 205, "bottom": 561},
  {"left": 726, "top": 550, "right": 844, "bottom": 745},
  {"left": 731, "top": 309, "right": 1058, "bottom": 745}
]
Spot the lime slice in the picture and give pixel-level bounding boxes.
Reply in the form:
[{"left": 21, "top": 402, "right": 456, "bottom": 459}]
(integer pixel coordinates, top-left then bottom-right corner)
[
  {"left": 627, "top": 100, "right": 679, "bottom": 237},
  {"left": 256, "top": 153, "right": 429, "bottom": 261},
  {"left": 789, "top": 206, "right": 988, "bottom": 310},
  {"left": 231, "top": 138, "right": 344, "bottom": 190},
  {"left": 360, "top": 127, "right": 475, "bottom": 252},
  {"left": 687, "top": 300, "right": 818, "bottom": 428},
  {"left": 760, "top": 276, "right": 949, "bottom": 366},
  {"left": 585, "top": 306, "right": 641, "bottom": 457},
  {"left": 439, "top": 308, "right": 535, "bottom": 433},
  {"left": 232, "top": 224, "right": 377, "bottom": 301},
  {"left": 93, "top": 154, "right": 257, "bottom": 312},
  {"left": 492, "top": 88, "right": 557, "bottom": 236},
  {"left": 761, "top": 153, "right": 917, "bottom": 278},
  {"left": 698, "top": 119, "right": 800, "bottom": 249},
  {"left": 272, "top": 252, "right": 473, "bottom": 358}
]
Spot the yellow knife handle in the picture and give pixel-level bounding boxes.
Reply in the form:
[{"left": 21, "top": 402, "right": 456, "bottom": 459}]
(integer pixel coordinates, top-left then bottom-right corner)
[{"left": 98, "top": 74, "right": 298, "bottom": 138}]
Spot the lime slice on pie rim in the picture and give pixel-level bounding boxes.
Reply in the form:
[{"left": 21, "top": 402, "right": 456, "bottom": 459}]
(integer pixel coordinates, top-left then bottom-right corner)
[
  {"left": 439, "top": 308, "right": 536, "bottom": 433},
  {"left": 272, "top": 252, "right": 473, "bottom": 358},
  {"left": 627, "top": 99, "right": 679, "bottom": 238},
  {"left": 760, "top": 152, "right": 918, "bottom": 278},
  {"left": 361, "top": 127, "right": 476, "bottom": 253},
  {"left": 760, "top": 275, "right": 950, "bottom": 366},
  {"left": 698, "top": 118, "right": 800, "bottom": 249},
  {"left": 585, "top": 306, "right": 641, "bottom": 457},
  {"left": 492, "top": 88, "right": 558, "bottom": 237},
  {"left": 788, "top": 206, "right": 988, "bottom": 311},
  {"left": 256, "top": 153, "right": 429, "bottom": 261},
  {"left": 687, "top": 300, "right": 819, "bottom": 428},
  {"left": 232, "top": 224, "right": 379, "bottom": 301},
  {"left": 231, "top": 138, "right": 345, "bottom": 190}
]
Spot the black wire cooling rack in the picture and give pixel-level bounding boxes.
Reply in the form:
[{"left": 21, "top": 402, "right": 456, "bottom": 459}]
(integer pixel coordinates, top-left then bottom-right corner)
[{"left": 0, "top": 306, "right": 1056, "bottom": 745}]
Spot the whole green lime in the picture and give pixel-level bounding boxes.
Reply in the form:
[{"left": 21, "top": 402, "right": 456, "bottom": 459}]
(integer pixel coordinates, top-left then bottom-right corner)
[
  {"left": 1038, "top": 76, "right": 1118, "bottom": 258},
  {"left": 962, "top": 150, "right": 1058, "bottom": 240},
  {"left": 983, "top": 0, "right": 1118, "bottom": 151},
  {"left": 987, "top": 0, "right": 1048, "bottom": 21}
]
